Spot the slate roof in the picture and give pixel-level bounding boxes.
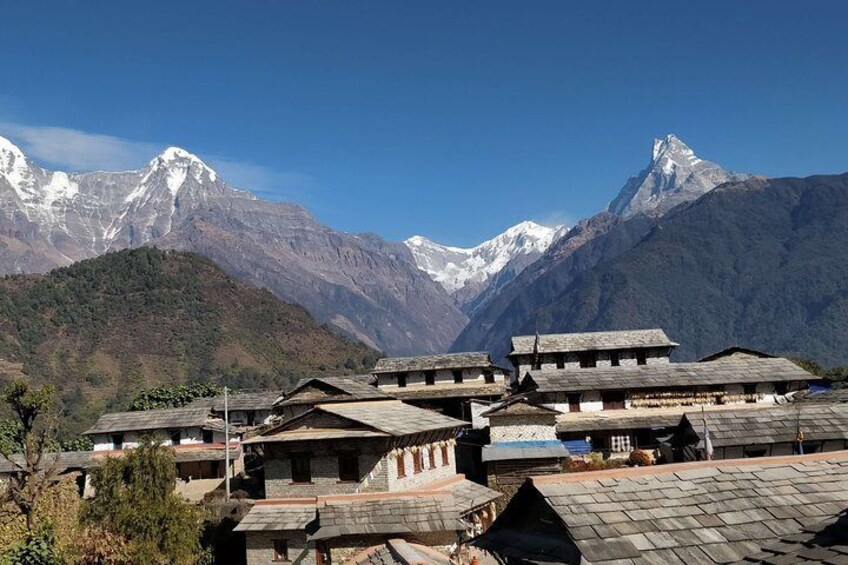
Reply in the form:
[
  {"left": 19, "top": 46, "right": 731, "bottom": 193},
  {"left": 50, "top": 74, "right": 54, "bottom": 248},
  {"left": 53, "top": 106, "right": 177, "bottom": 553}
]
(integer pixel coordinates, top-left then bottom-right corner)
[
  {"left": 557, "top": 411, "right": 685, "bottom": 434},
  {"left": 245, "top": 400, "right": 468, "bottom": 444},
  {"left": 432, "top": 476, "right": 502, "bottom": 512},
  {"left": 310, "top": 494, "right": 462, "bottom": 540},
  {"left": 522, "top": 357, "right": 813, "bottom": 393},
  {"left": 351, "top": 539, "right": 453, "bottom": 565},
  {"left": 795, "top": 387, "right": 848, "bottom": 405},
  {"left": 390, "top": 383, "right": 506, "bottom": 401},
  {"left": 475, "top": 451, "right": 848, "bottom": 564},
  {"left": 0, "top": 451, "right": 93, "bottom": 474},
  {"left": 188, "top": 392, "right": 279, "bottom": 412},
  {"left": 734, "top": 510, "right": 848, "bottom": 564},
  {"left": 276, "top": 375, "right": 389, "bottom": 407},
  {"left": 699, "top": 347, "right": 776, "bottom": 363},
  {"left": 510, "top": 329, "right": 677, "bottom": 356},
  {"left": 172, "top": 445, "right": 242, "bottom": 463},
  {"left": 482, "top": 441, "right": 571, "bottom": 463},
  {"left": 481, "top": 396, "right": 560, "bottom": 418},
  {"left": 678, "top": 403, "right": 848, "bottom": 448},
  {"left": 373, "top": 352, "right": 495, "bottom": 374},
  {"left": 84, "top": 406, "right": 218, "bottom": 435},
  {"left": 233, "top": 503, "right": 317, "bottom": 532}
]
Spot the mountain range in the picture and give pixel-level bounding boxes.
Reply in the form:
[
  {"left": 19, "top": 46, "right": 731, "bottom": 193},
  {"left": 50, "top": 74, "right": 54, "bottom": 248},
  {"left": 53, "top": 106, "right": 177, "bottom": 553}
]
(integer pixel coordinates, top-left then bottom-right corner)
[{"left": 0, "top": 136, "right": 467, "bottom": 355}]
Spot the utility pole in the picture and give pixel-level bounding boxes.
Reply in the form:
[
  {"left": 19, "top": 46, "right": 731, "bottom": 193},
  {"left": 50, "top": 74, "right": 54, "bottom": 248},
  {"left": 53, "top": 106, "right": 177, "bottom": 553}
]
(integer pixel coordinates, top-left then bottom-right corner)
[{"left": 224, "top": 386, "right": 230, "bottom": 500}]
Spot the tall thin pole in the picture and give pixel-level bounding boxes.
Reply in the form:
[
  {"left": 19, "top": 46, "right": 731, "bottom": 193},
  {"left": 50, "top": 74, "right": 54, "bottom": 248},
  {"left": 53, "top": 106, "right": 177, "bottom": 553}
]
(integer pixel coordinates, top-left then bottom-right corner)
[{"left": 224, "top": 386, "right": 230, "bottom": 500}]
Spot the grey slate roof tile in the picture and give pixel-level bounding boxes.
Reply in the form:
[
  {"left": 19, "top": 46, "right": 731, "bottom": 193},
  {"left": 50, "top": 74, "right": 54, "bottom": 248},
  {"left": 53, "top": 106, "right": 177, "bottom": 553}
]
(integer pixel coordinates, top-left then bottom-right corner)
[
  {"left": 510, "top": 329, "right": 677, "bottom": 355},
  {"left": 373, "top": 352, "right": 495, "bottom": 373}
]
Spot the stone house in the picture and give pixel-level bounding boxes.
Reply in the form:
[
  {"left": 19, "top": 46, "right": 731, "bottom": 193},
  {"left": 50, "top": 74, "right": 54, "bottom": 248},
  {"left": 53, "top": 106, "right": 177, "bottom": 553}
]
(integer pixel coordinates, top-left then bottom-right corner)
[
  {"left": 236, "top": 399, "right": 500, "bottom": 564},
  {"left": 670, "top": 402, "right": 848, "bottom": 461},
  {"left": 273, "top": 375, "right": 391, "bottom": 421},
  {"left": 372, "top": 353, "right": 509, "bottom": 421},
  {"left": 521, "top": 356, "right": 812, "bottom": 457},
  {"left": 508, "top": 329, "right": 678, "bottom": 383},
  {"left": 473, "top": 450, "right": 848, "bottom": 564},
  {"left": 189, "top": 391, "right": 279, "bottom": 429},
  {"left": 480, "top": 397, "right": 570, "bottom": 495},
  {"left": 84, "top": 406, "right": 243, "bottom": 486}
]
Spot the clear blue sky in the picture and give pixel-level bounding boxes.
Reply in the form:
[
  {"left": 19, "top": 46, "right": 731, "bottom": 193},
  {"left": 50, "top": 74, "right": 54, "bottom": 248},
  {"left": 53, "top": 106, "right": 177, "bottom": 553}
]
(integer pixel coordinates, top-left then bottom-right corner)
[{"left": 1, "top": 1, "right": 846, "bottom": 246}]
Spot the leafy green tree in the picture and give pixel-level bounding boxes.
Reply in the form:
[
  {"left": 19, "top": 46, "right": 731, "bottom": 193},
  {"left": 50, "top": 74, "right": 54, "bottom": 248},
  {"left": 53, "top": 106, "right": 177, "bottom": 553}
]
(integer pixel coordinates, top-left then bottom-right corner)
[
  {"left": 128, "top": 383, "right": 222, "bottom": 411},
  {"left": 0, "top": 529, "right": 62, "bottom": 565},
  {"left": 82, "top": 439, "right": 204, "bottom": 565}
]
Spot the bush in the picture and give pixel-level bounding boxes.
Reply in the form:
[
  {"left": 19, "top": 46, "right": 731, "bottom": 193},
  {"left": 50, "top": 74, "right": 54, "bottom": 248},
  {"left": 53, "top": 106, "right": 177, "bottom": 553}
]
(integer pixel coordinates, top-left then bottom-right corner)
[{"left": 628, "top": 449, "right": 653, "bottom": 467}]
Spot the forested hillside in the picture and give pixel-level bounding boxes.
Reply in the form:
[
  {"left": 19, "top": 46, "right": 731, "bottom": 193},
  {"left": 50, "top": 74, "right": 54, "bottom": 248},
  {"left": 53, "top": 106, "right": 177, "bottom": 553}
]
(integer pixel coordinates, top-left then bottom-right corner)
[{"left": 0, "top": 248, "right": 379, "bottom": 435}]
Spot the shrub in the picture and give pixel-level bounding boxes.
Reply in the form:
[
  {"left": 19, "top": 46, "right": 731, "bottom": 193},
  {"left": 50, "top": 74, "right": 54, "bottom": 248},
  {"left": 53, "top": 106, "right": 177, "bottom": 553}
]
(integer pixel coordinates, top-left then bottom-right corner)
[{"left": 628, "top": 449, "right": 653, "bottom": 467}]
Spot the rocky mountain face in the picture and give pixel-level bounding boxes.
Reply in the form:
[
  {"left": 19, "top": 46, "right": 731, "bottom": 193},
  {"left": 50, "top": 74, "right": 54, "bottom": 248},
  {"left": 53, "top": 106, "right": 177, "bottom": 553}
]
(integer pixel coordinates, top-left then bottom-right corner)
[
  {"left": 0, "top": 136, "right": 466, "bottom": 355},
  {"left": 404, "top": 221, "right": 563, "bottom": 315},
  {"left": 607, "top": 134, "right": 750, "bottom": 217},
  {"left": 453, "top": 134, "right": 759, "bottom": 359}
]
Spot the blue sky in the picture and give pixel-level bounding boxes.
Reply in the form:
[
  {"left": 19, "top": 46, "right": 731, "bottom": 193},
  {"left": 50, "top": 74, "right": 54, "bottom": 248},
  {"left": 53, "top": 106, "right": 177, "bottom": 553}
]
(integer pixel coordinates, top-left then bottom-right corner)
[{"left": 1, "top": 1, "right": 847, "bottom": 246}]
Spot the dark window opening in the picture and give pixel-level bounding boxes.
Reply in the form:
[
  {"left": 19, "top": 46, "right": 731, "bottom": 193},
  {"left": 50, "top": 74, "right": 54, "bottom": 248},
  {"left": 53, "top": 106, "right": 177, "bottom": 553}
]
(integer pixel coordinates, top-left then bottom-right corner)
[
  {"left": 743, "top": 384, "right": 757, "bottom": 403},
  {"left": 169, "top": 430, "right": 181, "bottom": 445},
  {"left": 610, "top": 351, "right": 620, "bottom": 367},
  {"left": 111, "top": 434, "right": 124, "bottom": 450},
  {"left": 202, "top": 429, "right": 214, "bottom": 444},
  {"left": 531, "top": 355, "right": 542, "bottom": 371},
  {"left": 579, "top": 352, "right": 597, "bottom": 368},
  {"left": 744, "top": 447, "right": 768, "bottom": 458},
  {"left": 338, "top": 451, "right": 359, "bottom": 482},
  {"left": 567, "top": 394, "right": 581, "bottom": 413},
  {"left": 291, "top": 453, "right": 312, "bottom": 483},
  {"left": 601, "top": 391, "right": 626, "bottom": 410},
  {"left": 636, "top": 350, "right": 647, "bottom": 366},
  {"left": 775, "top": 382, "right": 789, "bottom": 395},
  {"left": 273, "top": 539, "right": 288, "bottom": 562},
  {"left": 396, "top": 453, "right": 406, "bottom": 478},
  {"left": 555, "top": 354, "right": 565, "bottom": 369},
  {"left": 484, "top": 371, "right": 495, "bottom": 384},
  {"left": 424, "top": 371, "right": 435, "bottom": 386},
  {"left": 397, "top": 373, "right": 407, "bottom": 388},
  {"left": 441, "top": 445, "right": 449, "bottom": 466},
  {"left": 453, "top": 370, "right": 463, "bottom": 384}
]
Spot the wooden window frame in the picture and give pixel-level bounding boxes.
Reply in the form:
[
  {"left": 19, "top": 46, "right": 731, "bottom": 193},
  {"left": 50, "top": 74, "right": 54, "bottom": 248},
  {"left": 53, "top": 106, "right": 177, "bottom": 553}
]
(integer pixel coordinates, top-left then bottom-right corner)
[
  {"left": 272, "top": 539, "right": 288, "bottom": 562},
  {"left": 290, "top": 452, "right": 312, "bottom": 484},
  {"left": 567, "top": 393, "right": 582, "bottom": 413},
  {"left": 413, "top": 449, "right": 423, "bottom": 474},
  {"left": 441, "top": 444, "right": 449, "bottom": 466},
  {"left": 428, "top": 446, "right": 436, "bottom": 469},
  {"left": 337, "top": 451, "right": 360, "bottom": 483},
  {"left": 396, "top": 453, "right": 406, "bottom": 478}
]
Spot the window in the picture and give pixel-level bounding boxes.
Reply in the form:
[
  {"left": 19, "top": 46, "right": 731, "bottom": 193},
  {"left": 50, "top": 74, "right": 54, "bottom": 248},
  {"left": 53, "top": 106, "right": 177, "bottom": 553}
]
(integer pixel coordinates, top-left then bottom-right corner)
[
  {"left": 425, "top": 371, "right": 435, "bottom": 386},
  {"left": 610, "top": 351, "right": 620, "bottom": 367},
  {"left": 202, "top": 430, "right": 214, "bottom": 444},
  {"left": 483, "top": 371, "right": 495, "bottom": 384},
  {"left": 601, "top": 391, "right": 626, "bottom": 410},
  {"left": 397, "top": 373, "right": 407, "bottom": 388},
  {"left": 441, "top": 444, "right": 449, "bottom": 466},
  {"left": 169, "top": 430, "right": 181, "bottom": 445},
  {"left": 555, "top": 354, "right": 565, "bottom": 369},
  {"left": 744, "top": 447, "right": 768, "bottom": 458},
  {"left": 567, "top": 394, "right": 582, "bottom": 413},
  {"left": 636, "top": 350, "right": 647, "bottom": 366},
  {"left": 338, "top": 451, "right": 359, "bottom": 482},
  {"left": 111, "top": 434, "right": 124, "bottom": 451},
  {"left": 775, "top": 382, "right": 789, "bottom": 395},
  {"left": 531, "top": 357, "right": 542, "bottom": 371},
  {"left": 413, "top": 449, "right": 423, "bottom": 474},
  {"left": 290, "top": 453, "right": 312, "bottom": 483},
  {"left": 743, "top": 384, "right": 757, "bottom": 403},
  {"left": 273, "top": 539, "right": 288, "bottom": 561},
  {"left": 396, "top": 453, "right": 406, "bottom": 478},
  {"left": 428, "top": 446, "right": 436, "bottom": 469},
  {"left": 579, "top": 352, "right": 597, "bottom": 368},
  {"left": 453, "top": 370, "right": 463, "bottom": 384}
]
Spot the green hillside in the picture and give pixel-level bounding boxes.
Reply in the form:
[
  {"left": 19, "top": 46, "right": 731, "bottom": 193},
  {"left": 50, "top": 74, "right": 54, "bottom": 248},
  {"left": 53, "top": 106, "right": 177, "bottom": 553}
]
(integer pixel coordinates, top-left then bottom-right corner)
[{"left": 0, "top": 247, "right": 379, "bottom": 435}]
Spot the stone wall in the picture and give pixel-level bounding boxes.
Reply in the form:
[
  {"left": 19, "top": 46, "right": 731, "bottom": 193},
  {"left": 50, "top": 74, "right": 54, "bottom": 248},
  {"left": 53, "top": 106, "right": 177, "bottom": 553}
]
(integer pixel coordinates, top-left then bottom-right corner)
[
  {"left": 489, "top": 415, "right": 557, "bottom": 443},
  {"left": 244, "top": 530, "right": 310, "bottom": 565},
  {"left": 377, "top": 367, "right": 506, "bottom": 390},
  {"left": 514, "top": 347, "right": 671, "bottom": 377}
]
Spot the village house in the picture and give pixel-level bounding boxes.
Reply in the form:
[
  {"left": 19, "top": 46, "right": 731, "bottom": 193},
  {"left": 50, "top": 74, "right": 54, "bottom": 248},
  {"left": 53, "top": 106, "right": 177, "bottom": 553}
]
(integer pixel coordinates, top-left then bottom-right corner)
[
  {"left": 521, "top": 356, "right": 812, "bottom": 458},
  {"left": 480, "top": 397, "right": 570, "bottom": 496},
  {"left": 473, "top": 450, "right": 848, "bottom": 564},
  {"left": 371, "top": 353, "right": 509, "bottom": 421},
  {"left": 189, "top": 391, "right": 279, "bottom": 429},
  {"left": 273, "top": 375, "right": 392, "bottom": 421},
  {"left": 236, "top": 399, "right": 500, "bottom": 564},
  {"left": 508, "top": 329, "right": 678, "bottom": 383},
  {"left": 670, "top": 402, "right": 848, "bottom": 461},
  {"left": 84, "top": 406, "right": 242, "bottom": 499}
]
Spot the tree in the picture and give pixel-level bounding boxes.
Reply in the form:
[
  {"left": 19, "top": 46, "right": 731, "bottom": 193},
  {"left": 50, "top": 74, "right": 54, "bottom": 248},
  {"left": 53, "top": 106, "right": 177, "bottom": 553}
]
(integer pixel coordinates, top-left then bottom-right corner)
[
  {"left": 0, "top": 381, "right": 61, "bottom": 532},
  {"left": 82, "top": 439, "right": 205, "bottom": 565}
]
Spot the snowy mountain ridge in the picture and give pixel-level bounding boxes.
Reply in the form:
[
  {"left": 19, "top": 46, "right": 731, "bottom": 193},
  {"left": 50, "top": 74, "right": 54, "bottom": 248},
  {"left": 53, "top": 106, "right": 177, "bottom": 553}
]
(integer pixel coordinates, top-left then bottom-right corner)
[{"left": 404, "top": 220, "right": 564, "bottom": 311}]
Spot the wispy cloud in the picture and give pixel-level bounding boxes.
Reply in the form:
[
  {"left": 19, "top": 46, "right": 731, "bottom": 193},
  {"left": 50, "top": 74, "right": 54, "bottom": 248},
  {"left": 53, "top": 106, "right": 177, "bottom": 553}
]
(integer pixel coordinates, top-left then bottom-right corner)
[
  {"left": 0, "top": 123, "right": 160, "bottom": 171},
  {"left": 533, "top": 210, "right": 575, "bottom": 229},
  {"left": 0, "top": 122, "right": 312, "bottom": 198}
]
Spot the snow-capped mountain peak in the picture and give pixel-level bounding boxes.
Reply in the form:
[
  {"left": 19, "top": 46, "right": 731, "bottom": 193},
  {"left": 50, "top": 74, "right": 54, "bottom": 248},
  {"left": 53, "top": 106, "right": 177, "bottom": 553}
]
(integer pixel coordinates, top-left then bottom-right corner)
[
  {"left": 404, "top": 220, "right": 563, "bottom": 310},
  {"left": 608, "top": 134, "right": 749, "bottom": 217}
]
